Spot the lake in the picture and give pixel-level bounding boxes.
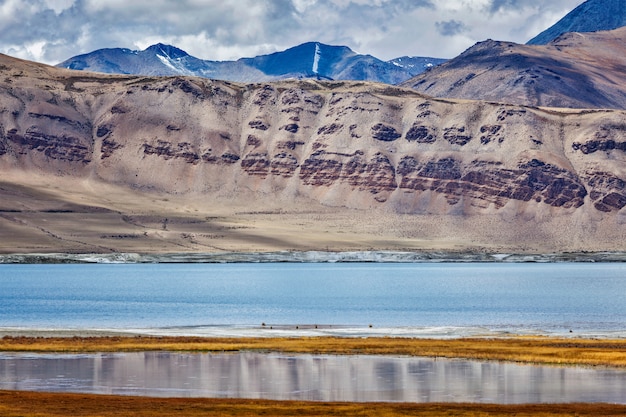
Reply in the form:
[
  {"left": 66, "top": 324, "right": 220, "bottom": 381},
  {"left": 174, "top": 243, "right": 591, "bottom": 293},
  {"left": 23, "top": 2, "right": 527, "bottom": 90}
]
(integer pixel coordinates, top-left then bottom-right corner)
[
  {"left": 2, "top": 262, "right": 626, "bottom": 403},
  {"left": 1, "top": 263, "right": 625, "bottom": 337}
]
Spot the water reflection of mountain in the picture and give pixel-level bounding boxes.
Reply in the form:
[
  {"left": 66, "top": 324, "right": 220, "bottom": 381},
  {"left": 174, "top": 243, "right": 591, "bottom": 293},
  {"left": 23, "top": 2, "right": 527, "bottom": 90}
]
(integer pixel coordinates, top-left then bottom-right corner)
[{"left": 2, "top": 352, "right": 626, "bottom": 404}]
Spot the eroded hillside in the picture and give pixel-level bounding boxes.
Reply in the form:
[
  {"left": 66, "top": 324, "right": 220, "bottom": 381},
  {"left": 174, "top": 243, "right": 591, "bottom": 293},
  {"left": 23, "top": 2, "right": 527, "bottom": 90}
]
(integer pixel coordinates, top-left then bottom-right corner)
[{"left": 1, "top": 54, "right": 625, "bottom": 254}]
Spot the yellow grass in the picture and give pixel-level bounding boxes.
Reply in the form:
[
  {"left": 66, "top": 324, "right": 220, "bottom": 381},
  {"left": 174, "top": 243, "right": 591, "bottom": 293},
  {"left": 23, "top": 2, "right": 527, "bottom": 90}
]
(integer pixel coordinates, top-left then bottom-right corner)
[{"left": 2, "top": 335, "right": 626, "bottom": 368}]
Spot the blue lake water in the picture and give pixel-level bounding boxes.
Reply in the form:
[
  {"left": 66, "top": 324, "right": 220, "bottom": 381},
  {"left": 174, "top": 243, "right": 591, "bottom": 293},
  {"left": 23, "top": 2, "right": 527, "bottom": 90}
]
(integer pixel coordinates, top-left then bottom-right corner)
[
  {"left": 1, "top": 263, "right": 625, "bottom": 337},
  {"left": 2, "top": 263, "right": 626, "bottom": 403}
]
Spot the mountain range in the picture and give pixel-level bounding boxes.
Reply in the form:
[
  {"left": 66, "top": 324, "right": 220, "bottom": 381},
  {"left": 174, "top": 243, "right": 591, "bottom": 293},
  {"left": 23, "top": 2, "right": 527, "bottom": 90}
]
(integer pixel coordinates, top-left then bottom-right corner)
[
  {"left": 402, "top": 0, "right": 626, "bottom": 109},
  {"left": 1, "top": 52, "right": 625, "bottom": 255},
  {"left": 527, "top": 0, "right": 626, "bottom": 45},
  {"left": 57, "top": 42, "right": 446, "bottom": 84},
  {"left": 1, "top": 0, "right": 625, "bottom": 256},
  {"left": 402, "top": 26, "right": 626, "bottom": 109}
]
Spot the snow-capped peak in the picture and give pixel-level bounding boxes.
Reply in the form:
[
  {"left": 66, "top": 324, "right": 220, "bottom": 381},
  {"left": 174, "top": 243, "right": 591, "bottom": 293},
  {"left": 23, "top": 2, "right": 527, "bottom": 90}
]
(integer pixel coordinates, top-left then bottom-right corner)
[{"left": 57, "top": 41, "right": 446, "bottom": 84}]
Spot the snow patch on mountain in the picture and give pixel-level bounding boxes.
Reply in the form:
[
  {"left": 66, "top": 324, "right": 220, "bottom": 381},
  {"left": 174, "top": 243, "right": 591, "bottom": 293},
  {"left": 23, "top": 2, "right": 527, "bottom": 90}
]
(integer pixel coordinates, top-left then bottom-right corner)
[
  {"left": 154, "top": 45, "right": 194, "bottom": 76},
  {"left": 312, "top": 43, "right": 321, "bottom": 74},
  {"left": 156, "top": 54, "right": 177, "bottom": 71},
  {"left": 57, "top": 42, "right": 447, "bottom": 84},
  {"left": 155, "top": 54, "right": 194, "bottom": 76},
  {"left": 388, "top": 56, "right": 447, "bottom": 71}
]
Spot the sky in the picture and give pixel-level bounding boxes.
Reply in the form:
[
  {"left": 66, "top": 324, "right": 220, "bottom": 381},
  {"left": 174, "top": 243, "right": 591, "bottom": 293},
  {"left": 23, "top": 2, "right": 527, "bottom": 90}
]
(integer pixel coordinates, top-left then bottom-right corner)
[{"left": 0, "top": 0, "right": 584, "bottom": 65}]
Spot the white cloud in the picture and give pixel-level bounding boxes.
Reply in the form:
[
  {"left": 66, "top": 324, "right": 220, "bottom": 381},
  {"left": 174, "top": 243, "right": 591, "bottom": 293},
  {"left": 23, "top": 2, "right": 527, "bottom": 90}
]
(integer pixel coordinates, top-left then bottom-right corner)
[
  {"left": 293, "top": 0, "right": 317, "bottom": 12},
  {"left": 43, "top": 0, "right": 75, "bottom": 14},
  {"left": 0, "top": 0, "right": 583, "bottom": 65}
]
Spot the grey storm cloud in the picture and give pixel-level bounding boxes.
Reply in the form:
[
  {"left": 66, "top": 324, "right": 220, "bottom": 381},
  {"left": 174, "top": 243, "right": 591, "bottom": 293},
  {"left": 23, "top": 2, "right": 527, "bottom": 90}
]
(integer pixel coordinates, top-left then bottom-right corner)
[
  {"left": 0, "top": 0, "right": 583, "bottom": 65},
  {"left": 435, "top": 20, "right": 468, "bottom": 37},
  {"left": 487, "top": 0, "right": 523, "bottom": 13}
]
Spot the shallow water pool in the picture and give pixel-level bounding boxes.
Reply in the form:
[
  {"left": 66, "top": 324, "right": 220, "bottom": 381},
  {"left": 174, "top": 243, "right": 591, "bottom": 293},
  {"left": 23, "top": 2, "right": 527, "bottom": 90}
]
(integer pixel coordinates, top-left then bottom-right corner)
[{"left": 1, "top": 352, "right": 626, "bottom": 403}]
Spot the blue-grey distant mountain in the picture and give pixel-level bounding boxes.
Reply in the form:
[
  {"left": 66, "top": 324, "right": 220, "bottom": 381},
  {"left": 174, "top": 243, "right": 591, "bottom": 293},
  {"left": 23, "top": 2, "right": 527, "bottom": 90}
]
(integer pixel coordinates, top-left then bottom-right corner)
[
  {"left": 57, "top": 42, "right": 445, "bottom": 84},
  {"left": 388, "top": 56, "right": 447, "bottom": 73},
  {"left": 527, "top": 0, "right": 626, "bottom": 45},
  {"left": 59, "top": 44, "right": 206, "bottom": 74}
]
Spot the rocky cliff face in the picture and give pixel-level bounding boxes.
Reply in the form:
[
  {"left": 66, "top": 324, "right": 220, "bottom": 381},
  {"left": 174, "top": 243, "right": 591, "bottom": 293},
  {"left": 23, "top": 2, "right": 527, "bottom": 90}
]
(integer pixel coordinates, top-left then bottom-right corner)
[{"left": 1, "top": 54, "right": 625, "bottom": 252}]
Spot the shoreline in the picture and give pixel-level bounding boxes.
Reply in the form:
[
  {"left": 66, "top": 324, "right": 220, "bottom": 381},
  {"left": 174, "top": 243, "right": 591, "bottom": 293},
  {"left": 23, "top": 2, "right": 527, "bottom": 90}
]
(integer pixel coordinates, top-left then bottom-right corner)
[
  {"left": 3, "top": 325, "right": 626, "bottom": 340},
  {"left": 2, "top": 250, "right": 626, "bottom": 263},
  {"left": 2, "top": 335, "right": 626, "bottom": 368}
]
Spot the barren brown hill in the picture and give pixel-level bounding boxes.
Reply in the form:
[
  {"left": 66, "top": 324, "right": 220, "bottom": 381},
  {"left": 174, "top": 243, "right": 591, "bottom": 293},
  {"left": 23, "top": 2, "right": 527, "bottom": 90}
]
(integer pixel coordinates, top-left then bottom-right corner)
[
  {"left": 0, "top": 53, "right": 625, "bottom": 254},
  {"left": 402, "top": 27, "right": 626, "bottom": 110}
]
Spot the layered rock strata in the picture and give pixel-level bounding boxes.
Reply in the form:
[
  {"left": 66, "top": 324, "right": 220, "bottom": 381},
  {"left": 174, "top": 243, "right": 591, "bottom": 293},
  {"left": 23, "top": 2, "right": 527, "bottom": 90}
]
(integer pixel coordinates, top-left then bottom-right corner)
[{"left": 1, "top": 53, "right": 625, "bottom": 252}]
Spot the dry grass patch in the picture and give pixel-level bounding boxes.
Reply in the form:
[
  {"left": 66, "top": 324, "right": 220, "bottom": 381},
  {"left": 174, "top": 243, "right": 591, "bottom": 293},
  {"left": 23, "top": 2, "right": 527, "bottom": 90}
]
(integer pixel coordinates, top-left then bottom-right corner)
[{"left": 2, "top": 336, "right": 626, "bottom": 367}]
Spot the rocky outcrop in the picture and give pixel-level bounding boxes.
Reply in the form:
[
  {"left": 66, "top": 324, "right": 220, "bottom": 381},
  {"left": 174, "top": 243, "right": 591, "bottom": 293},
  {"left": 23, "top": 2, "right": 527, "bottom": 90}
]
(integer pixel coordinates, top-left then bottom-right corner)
[
  {"left": 573, "top": 140, "right": 626, "bottom": 154},
  {"left": 4, "top": 127, "right": 92, "bottom": 163},
  {"left": 241, "top": 153, "right": 270, "bottom": 177},
  {"left": 143, "top": 141, "right": 201, "bottom": 164},
  {"left": 100, "top": 137, "right": 122, "bottom": 159},
  {"left": 397, "top": 157, "right": 587, "bottom": 209},
  {"left": 406, "top": 124, "right": 436, "bottom": 143},
  {"left": 371, "top": 124, "right": 401, "bottom": 142},
  {"left": 270, "top": 152, "right": 299, "bottom": 178},
  {"left": 584, "top": 172, "right": 626, "bottom": 212},
  {"left": 300, "top": 150, "right": 397, "bottom": 199},
  {"left": 443, "top": 126, "right": 472, "bottom": 146}
]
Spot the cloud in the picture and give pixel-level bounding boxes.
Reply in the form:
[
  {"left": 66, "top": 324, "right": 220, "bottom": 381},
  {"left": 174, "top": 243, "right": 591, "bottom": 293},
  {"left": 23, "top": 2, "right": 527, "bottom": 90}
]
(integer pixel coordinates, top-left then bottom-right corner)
[
  {"left": 435, "top": 20, "right": 468, "bottom": 37},
  {"left": 43, "top": 0, "right": 75, "bottom": 14},
  {"left": 487, "top": 0, "right": 521, "bottom": 14},
  {"left": 0, "top": 0, "right": 582, "bottom": 65},
  {"left": 484, "top": 0, "right": 571, "bottom": 15}
]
